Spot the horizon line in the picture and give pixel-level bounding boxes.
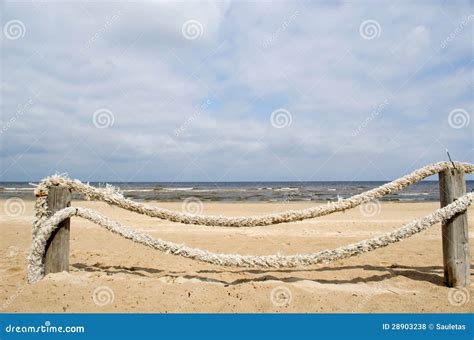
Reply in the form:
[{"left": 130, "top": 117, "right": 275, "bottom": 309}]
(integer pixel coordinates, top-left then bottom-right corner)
[{"left": 2, "top": 179, "right": 474, "bottom": 184}]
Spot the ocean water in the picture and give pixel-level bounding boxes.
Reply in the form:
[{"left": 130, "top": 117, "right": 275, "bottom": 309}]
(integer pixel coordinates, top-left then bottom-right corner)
[{"left": 1, "top": 181, "right": 473, "bottom": 202}]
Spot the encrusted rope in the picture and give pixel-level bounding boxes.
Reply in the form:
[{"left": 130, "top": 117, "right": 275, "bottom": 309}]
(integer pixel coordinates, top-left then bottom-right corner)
[
  {"left": 32, "top": 162, "right": 474, "bottom": 232},
  {"left": 27, "top": 192, "right": 473, "bottom": 283}
]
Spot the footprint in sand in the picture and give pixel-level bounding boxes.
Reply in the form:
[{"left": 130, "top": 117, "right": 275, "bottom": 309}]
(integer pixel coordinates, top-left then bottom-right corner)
[{"left": 7, "top": 266, "right": 22, "bottom": 273}]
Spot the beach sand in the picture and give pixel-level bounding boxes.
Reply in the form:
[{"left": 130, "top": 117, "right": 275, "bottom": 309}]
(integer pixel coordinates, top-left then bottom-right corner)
[{"left": 1, "top": 199, "right": 473, "bottom": 313}]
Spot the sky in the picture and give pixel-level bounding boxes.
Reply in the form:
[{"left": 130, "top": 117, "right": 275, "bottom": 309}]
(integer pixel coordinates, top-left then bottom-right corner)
[{"left": 0, "top": 0, "right": 473, "bottom": 182}]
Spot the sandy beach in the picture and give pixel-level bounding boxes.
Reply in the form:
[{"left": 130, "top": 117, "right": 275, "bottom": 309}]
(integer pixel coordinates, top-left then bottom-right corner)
[{"left": 1, "top": 199, "right": 473, "bottom": 313}]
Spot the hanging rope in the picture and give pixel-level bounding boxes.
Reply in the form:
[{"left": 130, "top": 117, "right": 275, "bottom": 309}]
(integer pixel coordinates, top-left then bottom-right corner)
[
  {"left": 27, "top": 192, "right": 473, "bottom": 283},
  {"left": 32, "top": 162, "right": 474, "bottom": 232}
]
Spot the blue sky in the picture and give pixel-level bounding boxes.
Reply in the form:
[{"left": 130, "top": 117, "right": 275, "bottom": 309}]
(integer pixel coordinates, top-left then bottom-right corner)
[{"left": 1, "top": 0, "right": 472, "bottom": 182}]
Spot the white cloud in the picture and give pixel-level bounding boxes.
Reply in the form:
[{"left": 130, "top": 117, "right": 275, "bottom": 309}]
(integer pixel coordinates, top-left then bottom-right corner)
[{"left": 1, "top": 0, "right": 472, "bottom": 181}]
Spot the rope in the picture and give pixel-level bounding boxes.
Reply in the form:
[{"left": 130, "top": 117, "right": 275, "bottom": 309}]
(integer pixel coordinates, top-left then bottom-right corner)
[
  {"left": 27, "top": 192, "right": 473, "bottom": 283},
  {"left": 32, "top": 161, "right": 474, "bottom": 231}
]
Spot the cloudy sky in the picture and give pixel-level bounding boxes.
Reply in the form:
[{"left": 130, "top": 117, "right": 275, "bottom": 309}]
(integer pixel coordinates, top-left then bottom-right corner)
[{"left": 1, "top": 0, "right": 472, "bottom": 182}]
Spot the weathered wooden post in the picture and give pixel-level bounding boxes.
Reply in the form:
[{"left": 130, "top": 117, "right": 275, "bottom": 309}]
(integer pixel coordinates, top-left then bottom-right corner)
[
  {"left": 439, "top": 168, "right": 470, "bottom": 287},
  {"left": 44, "top": 185, "right": 71, "bottom": 275}
]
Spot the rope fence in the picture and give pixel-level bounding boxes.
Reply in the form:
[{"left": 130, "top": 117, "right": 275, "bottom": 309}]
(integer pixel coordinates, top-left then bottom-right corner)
[{"left": 27, "top": 161, "right": 473, "bottom": 285}]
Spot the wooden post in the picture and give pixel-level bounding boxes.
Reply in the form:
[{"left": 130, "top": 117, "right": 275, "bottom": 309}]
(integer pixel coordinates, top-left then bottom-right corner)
[
  {"left": 44, "top": 185, "right": 71, "bottom": 275},
  {"left": 439, "top": 168, "right": 470, "bottom": 287}
]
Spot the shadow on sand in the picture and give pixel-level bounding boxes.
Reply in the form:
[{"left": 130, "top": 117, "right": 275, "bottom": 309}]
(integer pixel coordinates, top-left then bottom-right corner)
[{"left": 70, "top": 263, "right": 467, "bottom": 287}]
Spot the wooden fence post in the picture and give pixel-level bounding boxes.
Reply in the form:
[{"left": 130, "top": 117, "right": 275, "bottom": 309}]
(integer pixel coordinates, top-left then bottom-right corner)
[
  {"left": 44, "top": 185, "right": 71, "bottom": 275},
  {"left": 439, "top": 168, "right": 470, "bottom": 287}
]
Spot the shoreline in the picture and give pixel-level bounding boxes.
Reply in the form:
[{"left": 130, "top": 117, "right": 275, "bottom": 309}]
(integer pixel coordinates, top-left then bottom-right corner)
[
  {"left": 2, "top": 179, "right": 472, "bottom": 203},
  {"left": 0, "top": 197, "right": 453, "bottom": 203}
]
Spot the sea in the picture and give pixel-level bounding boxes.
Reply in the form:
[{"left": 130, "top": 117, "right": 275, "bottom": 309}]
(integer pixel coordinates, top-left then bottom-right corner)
[{"left": 1, "top": 181, "right": 473, "bottom": 202}]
